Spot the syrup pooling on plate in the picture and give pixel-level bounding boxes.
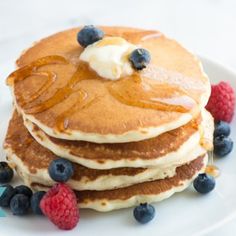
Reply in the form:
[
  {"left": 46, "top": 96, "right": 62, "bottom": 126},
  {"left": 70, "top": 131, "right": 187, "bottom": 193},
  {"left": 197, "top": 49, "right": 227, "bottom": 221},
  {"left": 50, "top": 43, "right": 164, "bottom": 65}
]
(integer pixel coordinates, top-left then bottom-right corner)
[
  {"left": 199, "top": 125, "right": 220, "bottom": 178},
  {"left": 205, "top": 151, "right": 220, "bottom": 178},
  {"left": 205, "top": 165, "right": 220, "bottom": 178},
  {"left": 7, "top": 54, "right": 198, "bottom": 131}
]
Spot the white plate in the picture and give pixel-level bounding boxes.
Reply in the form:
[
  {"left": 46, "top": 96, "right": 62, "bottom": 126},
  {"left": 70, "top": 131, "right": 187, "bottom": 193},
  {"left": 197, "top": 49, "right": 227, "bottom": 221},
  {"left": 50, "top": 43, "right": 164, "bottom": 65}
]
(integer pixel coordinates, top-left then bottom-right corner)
[{"left": 0, "top": 57, "right": 235, "bottom": 236}]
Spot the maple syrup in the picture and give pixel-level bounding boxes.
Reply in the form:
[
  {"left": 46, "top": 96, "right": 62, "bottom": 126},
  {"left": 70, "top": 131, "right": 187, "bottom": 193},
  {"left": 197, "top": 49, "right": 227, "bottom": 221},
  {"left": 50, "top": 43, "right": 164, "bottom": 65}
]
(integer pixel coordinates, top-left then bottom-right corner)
[
  {"left": 96, "top": 37, "right": 126, "bottom": 47},
  {"left": 123, "top": 30, "right": 161, "bottom": 44},
  {"left": 7, "top": 55, "right": 68, "bottom": 86},
  {"left": 205, "top": 151, "right": 220, "bottom": 178},
  {"left": 108, "top": 73, "right": 196, "bottom": 113},
  {"left": 205, "top": 165, "right": 220, "bottom": 178},
  {"left": 7, "top": 50, "right": 197, "bottom": 131},
  {"left": 198, "top": 124, "right": 219, "bottom": 178}
]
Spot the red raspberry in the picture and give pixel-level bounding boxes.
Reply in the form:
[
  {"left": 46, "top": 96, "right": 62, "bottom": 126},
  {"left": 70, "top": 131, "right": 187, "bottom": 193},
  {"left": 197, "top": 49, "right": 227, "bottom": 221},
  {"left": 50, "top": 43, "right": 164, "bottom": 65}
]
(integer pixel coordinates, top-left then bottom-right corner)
[
  {"left": 40, "top": 183, "right": 79, "bottom": 230},
  {"left": 206, "top": 81, "right": 235, "bottom": 122}
]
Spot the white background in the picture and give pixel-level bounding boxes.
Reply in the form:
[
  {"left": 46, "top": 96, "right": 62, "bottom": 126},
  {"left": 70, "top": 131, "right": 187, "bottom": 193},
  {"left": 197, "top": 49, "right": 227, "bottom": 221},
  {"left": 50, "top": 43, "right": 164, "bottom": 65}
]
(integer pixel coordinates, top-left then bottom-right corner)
[{"left": 0, "top": 0, "right": 236, "bottom": 235}]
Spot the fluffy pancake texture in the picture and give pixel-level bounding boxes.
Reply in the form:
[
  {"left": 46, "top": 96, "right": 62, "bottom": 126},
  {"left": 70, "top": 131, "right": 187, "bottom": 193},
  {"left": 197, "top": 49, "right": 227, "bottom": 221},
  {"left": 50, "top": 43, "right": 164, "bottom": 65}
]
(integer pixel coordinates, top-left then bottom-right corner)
[
  {"left": 3, "top": 112, "right": 207, "bottom": 210},
  {"left": 8, "top": 26, "right": 211, "bottom": 143},
  {"left": 4, "top": 111, "right": 209, "bottom": 191},
  {"left": 23, "top": 109, "right": 213, "bottom": 169},
  {"left": 31, "top": 155, "right": 208, "bottom": 212},
  {"left": 24, "top": 115, "right": 201, "bottom": 169}
]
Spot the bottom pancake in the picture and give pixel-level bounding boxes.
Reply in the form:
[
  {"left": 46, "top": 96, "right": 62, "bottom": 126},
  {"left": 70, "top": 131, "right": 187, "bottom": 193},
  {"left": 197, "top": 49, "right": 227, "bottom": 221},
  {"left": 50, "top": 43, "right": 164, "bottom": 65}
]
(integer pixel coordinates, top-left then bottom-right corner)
[{"left": 31, "top": 154, "right": 207, "bottom": 212}]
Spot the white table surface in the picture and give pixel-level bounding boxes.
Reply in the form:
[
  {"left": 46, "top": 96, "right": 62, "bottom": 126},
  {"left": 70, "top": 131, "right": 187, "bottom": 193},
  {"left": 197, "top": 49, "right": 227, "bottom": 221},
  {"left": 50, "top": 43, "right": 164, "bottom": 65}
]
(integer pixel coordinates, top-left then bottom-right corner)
[{"left": 0, "top": 0, "right": 235, "bottom": 235}]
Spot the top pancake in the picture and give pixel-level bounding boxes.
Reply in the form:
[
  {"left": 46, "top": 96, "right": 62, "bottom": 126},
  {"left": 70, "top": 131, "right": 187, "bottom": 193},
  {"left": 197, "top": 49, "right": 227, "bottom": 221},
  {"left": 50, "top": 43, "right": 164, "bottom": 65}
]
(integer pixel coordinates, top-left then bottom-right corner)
[{"left": 8, "top": 26, "right": 210, "bottom": 143}]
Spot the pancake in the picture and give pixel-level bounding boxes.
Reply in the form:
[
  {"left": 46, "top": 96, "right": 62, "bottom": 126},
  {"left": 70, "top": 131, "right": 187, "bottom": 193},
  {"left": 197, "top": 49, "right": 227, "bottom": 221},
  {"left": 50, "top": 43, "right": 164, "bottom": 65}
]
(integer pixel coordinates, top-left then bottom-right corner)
[
  {"left": 31, "top": 155, "right": 208, "bottom": 212},
  {"left": 23, "top": 109, "right": 213, "bottom": 169},
  {"left": 3, "top": 113, "right": 207, "bottom": 210},
  {"left": 7, "top": 26, "right": 210, "bottom": 143},
  {"left": 4, "top": 111, "right": 205, "bottom": 191}
]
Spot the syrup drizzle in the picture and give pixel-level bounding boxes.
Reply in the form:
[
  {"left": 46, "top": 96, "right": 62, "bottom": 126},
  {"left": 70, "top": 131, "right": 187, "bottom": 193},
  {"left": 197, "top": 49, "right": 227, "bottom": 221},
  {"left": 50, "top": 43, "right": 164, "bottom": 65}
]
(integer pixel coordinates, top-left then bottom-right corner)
[
  {"left": 55, "top": 94, "right": 97, "bottom": 132},
  {"left": 108, "top": 73, "right": 196, "bottom": 113},
  {"left": 7, "top": 55, "right": 68, "bottom": 86},
  {"left": 205, "top": 151, "right": 220, "bottom": 178},
  {"left": 123, "top": 30, "right": 161, "bottom": 44},
  {"left": 141, "top": 32, "right": 163, "bottom": 41},
  {"left": 20, "top": 71, "right": 57, "bottom": 106},
  {"left": 7, "top": 56, "right": 197, "bottom": 131},
  {"left": 23, "top": 63, "right": 91, "bottom": 114},
  {"left": 199, "top": 126, "right": 220, "bottom": 178},
  {"left": 6, "top": 32, "right": 199, "bottom": 131}
]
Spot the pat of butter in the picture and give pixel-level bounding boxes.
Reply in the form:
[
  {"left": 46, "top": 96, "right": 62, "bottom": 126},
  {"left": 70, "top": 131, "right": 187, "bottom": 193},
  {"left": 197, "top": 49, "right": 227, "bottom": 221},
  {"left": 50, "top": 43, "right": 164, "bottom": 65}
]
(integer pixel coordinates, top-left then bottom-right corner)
[{"left": 80, "top": 37, "right": 137, "bottom": 80}]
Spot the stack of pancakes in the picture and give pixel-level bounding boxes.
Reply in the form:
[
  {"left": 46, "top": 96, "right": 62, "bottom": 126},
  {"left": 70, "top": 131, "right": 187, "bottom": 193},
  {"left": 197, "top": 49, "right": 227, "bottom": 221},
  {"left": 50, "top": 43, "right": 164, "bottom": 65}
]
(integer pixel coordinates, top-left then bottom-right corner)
[{"left": 3, "top": 27, "right": 213, "bottom": 212}]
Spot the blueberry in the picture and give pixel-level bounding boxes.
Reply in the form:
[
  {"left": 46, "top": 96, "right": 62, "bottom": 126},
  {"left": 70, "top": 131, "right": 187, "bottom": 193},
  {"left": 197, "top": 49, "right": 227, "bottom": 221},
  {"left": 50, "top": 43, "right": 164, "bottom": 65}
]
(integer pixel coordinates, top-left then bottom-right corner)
[
  {"left": 133, "top": 203, "right": 155, "bottom": 224},
  {"left": 193, "top": 173, "right": 215, "bottom": 194},
  {"left": 15, "top": 185, "right": 33, "bottom": 198},
  {"left": 48, "top": 158, "right": 74, "bottom": 182},
  {"left": 77, "top": 25, "right": 104, "bottom": 47},
  {"left": 214, "top": 135, "right": 233, "bottom": 157},
  {"left": 10, "top": 194, "right": 30, "bottom": 215},
  {"left": 129, "top": 48, "right": 151, "bottom": 70},
  {"left": 31, "top": 191, "right": 46, "bottom": 215},
  {"left": 0, "top": 184, "right": 17, "bottom": 207},
  {"left": 0, "top": 162, "right": 14, "bottom": 183},
  {"left": 214, "top": 121, "right": 230, "bottom": 138}
]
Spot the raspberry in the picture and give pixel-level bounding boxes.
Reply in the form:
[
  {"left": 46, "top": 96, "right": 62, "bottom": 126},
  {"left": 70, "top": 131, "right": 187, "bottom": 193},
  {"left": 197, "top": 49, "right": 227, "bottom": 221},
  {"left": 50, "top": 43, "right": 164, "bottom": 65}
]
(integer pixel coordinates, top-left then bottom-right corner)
[
  {"left": 40, "top": 183, "right": 79, "bottom": 230},
  {"left": 206, "top": 81, "right": 235, "bottom": 122}
]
